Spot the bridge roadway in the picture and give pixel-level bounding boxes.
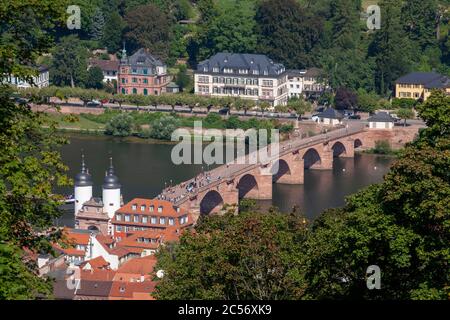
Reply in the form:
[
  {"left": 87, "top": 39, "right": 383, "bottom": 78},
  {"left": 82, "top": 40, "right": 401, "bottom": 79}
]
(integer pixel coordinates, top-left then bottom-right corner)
[{"left": 157, "top": 122, "right": 366, "bottom": 207}]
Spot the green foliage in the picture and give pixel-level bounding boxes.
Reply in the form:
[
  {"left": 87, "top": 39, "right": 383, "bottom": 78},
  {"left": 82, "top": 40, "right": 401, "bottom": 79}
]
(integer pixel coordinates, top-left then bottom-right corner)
[
  {"left": 155, "top": 210, "right": 309, "bottom": 300},
  {"left": 50, "top": 35, "right": 89, "bottom": 88},
  {"left": 102, "top": 12, "right": 125, "bottom": 53},
  {"left": 86, "top": 66, "right": 104, "bottom": 89},
  {"left": 0, "top": 0, "right": 70, "bottom": 299},
  {"left": 396, "top": 108, "right": 415, "bottom": 126},
  {"left": 89, "top": 6, "right": 105, "bottom": 41},
  {"left": 357, "top": 89, "right": 380, "bottom": 113},
  {"left": 150, "top": 115, "right": 180, "bottom": 140},
  {"left": 124, "top": 4, "right": 172, "bottom": 60},
  {"left": 373, "top": 140, "right": 393, "bottom": 154},
  {"left": 105, "top": 112, "right": 134, "bottom": 137},
  {"left": 175, "top": 64, "right": 191, "bottom": 91},
  {"left": 391, "top": 98, "right": 418, "bottom": 109}
]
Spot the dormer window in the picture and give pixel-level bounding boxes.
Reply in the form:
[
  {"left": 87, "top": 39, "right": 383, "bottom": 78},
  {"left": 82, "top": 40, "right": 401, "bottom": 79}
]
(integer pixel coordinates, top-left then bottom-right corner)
[
  {"left": 253, "top": 70, "right": 259, "bottom": 75},
  {"left": 140, "top": 205, "right": 146, "bottom": 211},
  {"left": 116, "top": 214, "right": 122, "bottom": 221},
  {"left": 224, "top": 68, "right": 233, "bottom": 74},
  {"left": 203, "top": 67, "right": 208, "bottom": 72},
  {"left": 149, "top": 205, "right": 154, "bottom": 212},
  {"left": 158, "top": 206, "right": 163, "bottom": 213},
  {"left": 132, "top": 204, "right": 137, "bottom": 211},
  {"left": 213, "top": 67, "right": 219, "bottom": 73}
]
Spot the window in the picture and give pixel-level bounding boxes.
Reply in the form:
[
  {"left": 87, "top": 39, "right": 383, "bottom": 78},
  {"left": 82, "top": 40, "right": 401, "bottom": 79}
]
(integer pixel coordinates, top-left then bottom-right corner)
[
  {"left": 132, "top": 204, "right": 137, "bottom": 211},
  {"left": 169, "top": 218, "right": 174, "bottom": 226},
  {"left": 132, "top": 88, "right": 137, "bottom": 94},
  {"left": 143, "top": 89, "right": 148, "bottom": 95},
  {"left": 140, "top": 205, "right": 146, "bottom": 211},
  {"left": 125, "top": 215, "right": 131, "bottom": 222},
  {"left": 151, "top": 216, "right": 157, "bottom": 224},
  {"left": 160, "top": 217, "right": 166, "bottom": 225},
  {"left": 142, "top": 216, "right": 148, "bottom": 224},
  {"left": 121, "top": 78, "right": 125, "bottom": 84},
  {"left": 116, "top": 225, "right": 122, "bottom": 232},
  {"left": 158, "top": 206, "right": 163, "bottom": 213},
  {"left": 132, "top": 68, "right": 137, "bottom": 74},
  {"left": 132, "top": 77, "right": 137, "bottom": 83},
  {"left": 116, "top": 214, "right": 122, "bottom": 221},
  {"left": 143, "top": 78, "right": 148, "bottom": 84},
  {"left": 143, "top": 68, "right": 148, "bottom": 75},
  {"left": 134, "top": 215, "right": 139, "bottom": 223},
  {"left": 121, "top": 88, "right": 126, "bottom": 94},
  {"left": 149, "top": 205, "right": 154, "bottom": 212}
]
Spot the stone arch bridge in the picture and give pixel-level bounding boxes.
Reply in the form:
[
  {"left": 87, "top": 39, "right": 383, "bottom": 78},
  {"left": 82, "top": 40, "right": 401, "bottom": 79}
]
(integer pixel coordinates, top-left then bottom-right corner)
[{"left": 158, "top": 123, "right": 417, "bottom": 221}]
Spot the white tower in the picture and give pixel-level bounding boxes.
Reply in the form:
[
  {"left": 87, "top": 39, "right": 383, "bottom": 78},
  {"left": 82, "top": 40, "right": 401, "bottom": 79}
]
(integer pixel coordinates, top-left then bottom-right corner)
[
  {"left": 102, "top": 157, "right": 122, "bottom": 219},
  {"left": 74, "top": 154, "right": 93, "bottom": 215}
]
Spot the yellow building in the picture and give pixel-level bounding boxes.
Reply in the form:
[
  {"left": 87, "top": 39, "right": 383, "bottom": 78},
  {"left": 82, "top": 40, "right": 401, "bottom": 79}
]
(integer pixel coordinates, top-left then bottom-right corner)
[{"left": 395, "top": 72, "right": 450, "bottom": 101}]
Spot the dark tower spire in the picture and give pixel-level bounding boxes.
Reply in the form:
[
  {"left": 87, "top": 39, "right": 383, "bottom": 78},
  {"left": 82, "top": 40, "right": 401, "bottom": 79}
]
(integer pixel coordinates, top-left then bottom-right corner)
[
  {"left": 103, "top": 157, "right": 121, "bottom": 189},
  {"left": 75, "top": 152, "right": 93, "bottom": 187}
]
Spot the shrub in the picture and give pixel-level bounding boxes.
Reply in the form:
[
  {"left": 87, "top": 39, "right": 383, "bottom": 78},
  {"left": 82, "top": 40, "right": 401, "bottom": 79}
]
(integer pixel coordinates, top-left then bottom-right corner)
[
  {"left": 373, "top": 140, "right": 392, "bottom": 154},
  {"left": 105, "top": 113, "right": 134, "bottom": 137}
]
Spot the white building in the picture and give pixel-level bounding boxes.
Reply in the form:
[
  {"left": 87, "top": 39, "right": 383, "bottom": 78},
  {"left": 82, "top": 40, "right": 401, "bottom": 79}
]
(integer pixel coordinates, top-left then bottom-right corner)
[
  {"left": 74, "top": 156, "right": 123, "bottom": 236},
  {"left": 316, "top": 108, "right": 343, "bottom": 126},
  {"left": 5, "top": 65, "right": 49, "bottom": 88},
  {"left": 194, "top": 52, "right": 288, "bottom": 107},
  {"left": 367, "top": 112, "right": 395, "bottom": 129},
  {"left": 88, "top": 59, "right": 119, "bottom": 83},
  {"left": 286, "top": 68, "right": 329, "bottom": 100}
]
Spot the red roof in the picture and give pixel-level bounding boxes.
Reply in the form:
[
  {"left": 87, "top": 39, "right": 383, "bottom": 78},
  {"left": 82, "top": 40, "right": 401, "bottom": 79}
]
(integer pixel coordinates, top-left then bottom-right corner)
[
  {"left": 80, "top": 269, "right": 116, "bottom": 282},
  {"left": 63, "top": 229, "right": 90, "bottom": 246},
  {"left": 115, "top": 255, "right": 157, "bottom": 276},
  {"left": 109, "top": 281, "right": 156, "bottom": 299},
  {"left": 80, "top": 256, "right": 110, "bottom": 270},
  {"left": 115, "top": 198, "right": 187, "bottom": 218}
]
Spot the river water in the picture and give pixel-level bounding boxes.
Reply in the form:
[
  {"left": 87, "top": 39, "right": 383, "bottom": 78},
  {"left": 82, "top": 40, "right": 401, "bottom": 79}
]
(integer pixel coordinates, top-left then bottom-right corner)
[{"left": 56, "top": 133, "right": 394, "bottom": 226}]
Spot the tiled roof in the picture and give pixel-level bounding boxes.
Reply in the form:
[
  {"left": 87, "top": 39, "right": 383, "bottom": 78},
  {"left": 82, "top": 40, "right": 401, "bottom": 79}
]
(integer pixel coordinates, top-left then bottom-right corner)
[
  {"left": 197, "top": 52, "right": 285, "bottom": 76},
  {"left": 395, "top": 72, "right": 442, "bottom": 85},
  {"left": 109, "top": 281, "right": 156, "bottom": 299},
  {"left": 118, "top": 230, "right": 163, "bottom": 250},
  {"left": 317, "top": 108, "right": 343, "bottom": 119},
  {"left": 367, "top": 112, "right": 395, "bottom": 122},
  {"left": 304, "top": 67, "right": 323, "bottom": 78},
  {"left": 424, "top": 76, "right": 450, "bottom": 89},
  {"left": 89, "top": 59, "right": 119, "bottom": 72},
  {"left": 75, "top": 280, "right": 113, "bottom": 297},
  {"left": 115, "top": 255, "right": 157, "bottom": 276},
  {"left": 80, "top": 256, "right": 110, "bottom": 270},
  {"left": 115, "top": 198, "right": 188, "bottom": 218},
  {"left": 64, "top": 229, "right": 91, "bottom": 246},
  {"left": 62, "top": 248, "right": 85, "bottom": 256},
  {"left": 122, "top": 48, "right": 164, "bottom": 67},
  {"left": 80, "top": 269, "right": 116, "bottom": 282}
]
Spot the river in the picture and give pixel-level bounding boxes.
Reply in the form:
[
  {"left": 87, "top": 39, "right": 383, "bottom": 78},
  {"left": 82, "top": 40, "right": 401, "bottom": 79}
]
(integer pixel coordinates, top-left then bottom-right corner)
[{"left": 56, "top": 133, "right": 394, "bottom": 226}]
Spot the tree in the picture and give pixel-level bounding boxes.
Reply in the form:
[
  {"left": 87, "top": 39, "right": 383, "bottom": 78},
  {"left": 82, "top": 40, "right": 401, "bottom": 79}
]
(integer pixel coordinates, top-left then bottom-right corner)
[
  {"left": 304, "top": 91, "right": 450, "bottom": 300},
  {"left": 0, "top": 0, "right": 70, "bottom": 299},
  {"left": 150, "top": 115, "right": 180, "bottom": 140},
  {"left": 334, "top": 87, "right": 358, "bottom": 110},
  {"left": 369, "top": 0, "right": 414, "bottom": 95},
  {"left": 89, "top": 7, "right": 105, "bottom": 41},
  {"left": 86, "top": 66, "right": 104, "bottom": 89},
  {"left": 155, "top": 209, "right": 308, "bottom": 300},
  {"left": 396, "top": 108, "right": 414, "bottom": 126},
  {"left": 287, "top": 97, "right": 312, "bottom": 120},
  {"left": 105, "top": 113, "right": 134, "bottom": 137},
  {"left": 50, "top": 35, "right": 89, "bottom": 88},
  {"left": 124, "top": 4, "right": 172, "bottom": 60},
  {"left": 402, "top": 0, "right": 438, "bottom": 50},
  {"left": 255, "top": 0, "right": 323, "bottom": 69},
  {"left": 175, "top": 65, "right": 191, "bottom": 92},
  {"left": 357, "top": 89, "right": 380, "bottom": 113},
  {"left": 102, "top": 12, "right": 125, "bottom": 53}
]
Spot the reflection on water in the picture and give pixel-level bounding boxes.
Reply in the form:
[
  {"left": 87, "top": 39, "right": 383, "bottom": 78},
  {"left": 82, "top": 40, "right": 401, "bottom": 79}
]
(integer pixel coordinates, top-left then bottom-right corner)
[{"left": 56, "top": 133, "right": 394, "bottom": 226}]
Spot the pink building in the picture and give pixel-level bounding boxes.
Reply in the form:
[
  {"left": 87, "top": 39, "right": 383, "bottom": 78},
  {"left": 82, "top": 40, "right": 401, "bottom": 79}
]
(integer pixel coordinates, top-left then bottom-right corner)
[{"left": 118, "top": 48, "right": 171, "bottom": 96}]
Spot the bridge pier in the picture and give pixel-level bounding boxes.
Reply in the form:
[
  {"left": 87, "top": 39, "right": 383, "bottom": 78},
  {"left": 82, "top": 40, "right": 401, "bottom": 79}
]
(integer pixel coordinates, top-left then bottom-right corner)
[
  {"left": 340, "top": 138, "right": 355, "bottom": 158},
  {"left": 275, "top": 158, "right": 304, "bottom": 185},
  {"left": 310, "top": 147, "right": 333, "bottom": 170}
]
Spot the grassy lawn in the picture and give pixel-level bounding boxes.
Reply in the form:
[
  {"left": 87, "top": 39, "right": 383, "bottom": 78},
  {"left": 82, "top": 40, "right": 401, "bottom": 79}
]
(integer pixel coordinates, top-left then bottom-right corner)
[{"left": 44, "top": 113, "right": 105, "bottom": 131}]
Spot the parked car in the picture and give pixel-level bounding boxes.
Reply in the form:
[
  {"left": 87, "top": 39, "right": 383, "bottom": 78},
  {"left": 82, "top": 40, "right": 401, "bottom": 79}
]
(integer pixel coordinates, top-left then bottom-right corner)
[
  {"left": 311, "top": 114, "right": 320, "bottom": 122},
  {"left": 218, "top": 107, "right": 230, "bottom": 115},
  {"left": 87, "top": 100, "right": 101, "bottom": 107},
  {"left": 348, "top": 114, "right": 361, "bottom": 120}
]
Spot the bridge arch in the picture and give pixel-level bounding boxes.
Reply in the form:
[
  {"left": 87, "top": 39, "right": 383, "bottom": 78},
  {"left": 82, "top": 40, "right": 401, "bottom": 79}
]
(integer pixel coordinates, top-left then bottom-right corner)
[
  {"left": 271, "top": 159, "right": 291, "bottom": 183},
  {"left": 354, "top": 138, "right": 363, "bottom": 149},
  {"left": 331, "top": 141, "right": 347, "bottom": 157},
  {"left": 237, "top": 174, "right": 259, "bottom": 199},
  {"left": 303, "top": 148, "right": 322, "bottom": 169},
  {"left": 199, "top": 190, "right": 224, "bottom": 215}
]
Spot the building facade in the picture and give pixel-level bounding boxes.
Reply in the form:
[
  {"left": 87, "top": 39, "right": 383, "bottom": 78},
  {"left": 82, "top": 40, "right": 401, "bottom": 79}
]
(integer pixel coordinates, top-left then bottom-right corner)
[
  {"left": 395, "top": 72, "right": 450, "bottom": 101},
  {"left": 5, "top": 65, "right": 49, "bottom": 88},
  {"left": 194, "top": 52, "right": 289, "bottom": 106},
  {"left": 117, "top": 48, "right": 171, "bottom": 96},
  {"left": 89, "top": 59, "right": 119, "bottom": 83},
  {"left": 111, "top": 198, "right": 192, "bottom": 239},
  {"left": 286, "top": 68, "right": 329, "bottom": 99}
]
